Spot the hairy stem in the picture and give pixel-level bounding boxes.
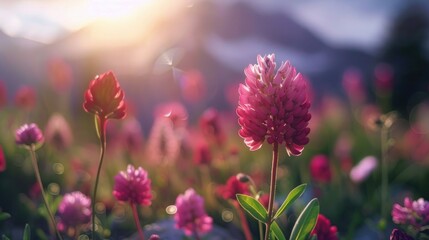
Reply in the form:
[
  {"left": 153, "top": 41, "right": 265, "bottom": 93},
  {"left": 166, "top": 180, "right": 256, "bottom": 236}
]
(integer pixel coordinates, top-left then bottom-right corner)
[
  {"left": 29, "top": 148, "right": 63, "bottom": 240},
  {"left": 131, "top": 203, "right": 145, "bottom": 240},
  {"left": 264, "top": 142, "right": 279, "bottom": 240},
  {"left": 92, "top": 117, "right": 106, "bottom": 239}
]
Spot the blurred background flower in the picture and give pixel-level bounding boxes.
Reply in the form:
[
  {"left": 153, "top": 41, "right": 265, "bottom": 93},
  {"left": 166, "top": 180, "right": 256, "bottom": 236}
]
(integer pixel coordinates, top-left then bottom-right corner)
[{"left": 1, "top": 0, "right": 429, "bottom": 239}]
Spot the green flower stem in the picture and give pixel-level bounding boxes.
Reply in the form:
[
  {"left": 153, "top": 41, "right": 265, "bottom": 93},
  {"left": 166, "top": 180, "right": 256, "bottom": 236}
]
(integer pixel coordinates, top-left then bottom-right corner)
[
  {"left": 247, "top": 178, "right": 263, "bottom": 240},
  {"left": 92, "top": 117, "right": 107, "bottom": 239},
  {"left": 381, "top": 121, "right": 389, "bottom": 222},
  {"left": 131, "top": 203, "right": 145, "bottom": 240},
  {"left": 234, "top": 202, "right": 253, "bottom": 240},
  {"left": 29, "top": 147, "right": 63, "bottom": 240},
  {"left": 264, "top": 142, "right": 279, "bottom": 240}
]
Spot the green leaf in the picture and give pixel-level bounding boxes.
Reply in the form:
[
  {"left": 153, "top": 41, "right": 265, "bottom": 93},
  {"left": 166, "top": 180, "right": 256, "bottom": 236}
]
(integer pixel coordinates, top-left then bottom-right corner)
[
  {"left": 236, "top": 194, "right": 268, "bottom": 223},
  {"left": 270, "top": 221, "right": 286, "bottom": 240},
  {"left": 36, "top": 228, "right": 49, "bottom": 240},
  {"left": 0, "top": 212, "right": 11, "bottom": 222},
  {"left": 290, "top": 198, "right": 319, "bottom": 240},
  {"left": 2, "top": 235, "right": 11, "bottom": 240},
  {"left": 23, "top": 224, "right": 30, "bottom": 240},
  {"left": 274, "top": 184, "right": 307, "bottom": 220}
]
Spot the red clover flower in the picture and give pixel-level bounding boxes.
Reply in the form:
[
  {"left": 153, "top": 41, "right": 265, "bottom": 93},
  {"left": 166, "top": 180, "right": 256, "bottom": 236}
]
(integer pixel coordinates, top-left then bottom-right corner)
[
  {"left": 57, "top": 191, "right": 91, "bottom": 232},
  {"left": 15, "top": 123, "right": 44, "bottom": 149},
  {"left": 237, "top": 54, "right": 311, "bottom": 155},
  {"left": 310, "top": 154, "right": 332, "bottom": 183},
  {"left": 174, "top": 188, "right": 212, "bottom": 237},
  {"left": 113, "top": 165, "right": 152, "bottom": 206},
  {"left": 83, "top": 71, "right": 126, "bottom": 141},
  {"left": 217, "top": 175, "right": 250, "bottom": 201},
  {"left": 392, "top": 197, "right": 429, "bottom": 230},
  {"left": 310, "top": 214, "right": 339, "bottom": 240}
]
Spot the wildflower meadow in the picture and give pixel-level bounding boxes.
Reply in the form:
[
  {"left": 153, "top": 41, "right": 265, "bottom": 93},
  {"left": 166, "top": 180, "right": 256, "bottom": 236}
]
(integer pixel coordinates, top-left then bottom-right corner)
[{"left": 1, "top": 1, "right": 429, "bottom": 240}]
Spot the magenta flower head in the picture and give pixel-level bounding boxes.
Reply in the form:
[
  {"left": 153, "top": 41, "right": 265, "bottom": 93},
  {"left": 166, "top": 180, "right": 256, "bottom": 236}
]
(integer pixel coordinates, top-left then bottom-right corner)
[
  {"left": 349, "top": 156, "right": 378, "bottom": 183},
  {"left": 57, "top": 191, "right": 91, "bottom": 232},
  {"left": 15, "top": 123, "right": 44, "bottom": 150},
  {"left": 174, "top": 188, "right": 213, "bottom": 236},
  {"left": 310, "top": 214, "right": 339, "bottom": 240},
  {"left": 310, "top": 154, "right": 332, "bottom": 183},
  {"left": 237, "top": 54, "right": 311, "bottom": 155},
  {"left": 216, "top": 175, "right": 249, "bottom": 201},
  {"left": 15, "top": 86, "right": 36, "bottom": 110},
  {"left": 113, "top": 164, "right": 152, "bottom": 206},
  {"left": 392, "top": 197, "right": 429, "bottom": 230},
  {"left": 45, "top": 113, "right": 73, "bottom": 150}
]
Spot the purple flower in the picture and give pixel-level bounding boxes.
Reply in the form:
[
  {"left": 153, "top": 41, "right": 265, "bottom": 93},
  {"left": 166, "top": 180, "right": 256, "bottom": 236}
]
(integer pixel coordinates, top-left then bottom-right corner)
[
  {"left": 310, "top": 214, "right": 339, "bottom": 240},
  {"left": 121, "top": 117, "right": 144, "bottom": 153},
  {"left": 57, "top": 191, "right": 91, "bottom": 232},
  {"left": 390, "top": 228, "right": 413, "bottom": 240},
  {"left": 349, "top": 156, "right": 378, "bottom": 183},
  {"left": 113, "top": 165, "right": 152, "bottom": 206},
  {"left": 199, "top": 108, "right": 225, "bottom": 146},
  {"left": 15, "top": 123, "right": 44, "bottom": 149},
  {"left": 392, "top": 197, "right": 429, "bottom": 230},
  {"left": 174, "top": 188, "right": 213, "bottom": 236},
  {"left": 342, "top": 68, "right": 366, "bottom": 104},
  {"left": 216, "top": 175, "right": 250, "bottom": 201},
  {"left": 45, "top": 113, "right": 73, "bottom": 150},
  {"left": 15, "top": 86, "right": 36, "bottom": 110},
  {"left": 148, "top": 234, "right": 161, "bottom": 240},
  {"left": 237, "top": 54, "right": 311, "bottom": 155},
  {"left": 310, "top": 154, "right": 332, "bottom": 183}
]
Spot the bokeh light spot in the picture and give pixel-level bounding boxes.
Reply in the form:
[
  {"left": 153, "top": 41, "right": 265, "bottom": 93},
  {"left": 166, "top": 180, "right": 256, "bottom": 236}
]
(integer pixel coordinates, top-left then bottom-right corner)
[
  {"left": 166, "top": 205, "right": 177, "bottom": 215},
  {"left": 222, "top": 209, "right": 234, "bottom": 222},
  {"left": 52, "top": 163, "right": 64, "bottom": 175},
  {"left": 47, "top": 183, "right": 60, "bottom": 195},
  {"left": 95, "top": 202, "right": 106, "bottom": 214}
]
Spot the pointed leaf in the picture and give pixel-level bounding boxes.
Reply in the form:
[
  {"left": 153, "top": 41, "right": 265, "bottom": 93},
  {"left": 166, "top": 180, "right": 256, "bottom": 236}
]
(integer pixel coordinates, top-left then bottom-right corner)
[
  {"left": 2, "top": 235, "right": 11, "bottom": 240},
  {"left": 23, "top": 224, "right": 30, "bottom": 240},
  {"left": 270, "top": 221, "right": 286, "bottom": 240},
  {"left": 0, "top": 212, "right": 11, "bottom": 222},
  {"left": 290, "top": 198, "right": 319, "bottom": 240},
  {"left": 236, "top": 194, "right": 268, "bottom": 223},
  {"left": 274, "top": 184, "right": 307, "bottom": 220}
]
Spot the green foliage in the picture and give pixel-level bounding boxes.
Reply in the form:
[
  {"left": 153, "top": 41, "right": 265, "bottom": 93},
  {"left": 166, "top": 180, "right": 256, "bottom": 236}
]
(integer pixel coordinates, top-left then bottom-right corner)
[
  {"left": 274, "top": 184, "right": 307, "bottom": 220},
  {"left": 23, "top": 224, "right": 30, "bottom": 240},
  {"left": 0, "top": 212, "right": 11, "bottom": 222},
  {"left": 290, "top": 198, "right": 319, "bottom": 240},
  {"left": 270, "top": 221, "right": 286, "bottom": 240},
  {"left": 236, "top": 194, "right": 268, "bottom": 223}
]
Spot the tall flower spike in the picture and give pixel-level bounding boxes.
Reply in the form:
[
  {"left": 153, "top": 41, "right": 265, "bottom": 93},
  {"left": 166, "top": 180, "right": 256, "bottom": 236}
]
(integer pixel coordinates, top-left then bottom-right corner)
[
  {"left": 237, "top": 54, "right": 311, "bottom": 155},
  {"left": 83, "top": 71, "right": 126, "bottom": 141}
]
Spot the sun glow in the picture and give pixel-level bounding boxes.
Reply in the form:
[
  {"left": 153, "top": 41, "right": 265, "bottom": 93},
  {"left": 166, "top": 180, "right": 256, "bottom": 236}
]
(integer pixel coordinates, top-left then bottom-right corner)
[{"left": 87, "top": 0, "right": 151, "bottom": 20}]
